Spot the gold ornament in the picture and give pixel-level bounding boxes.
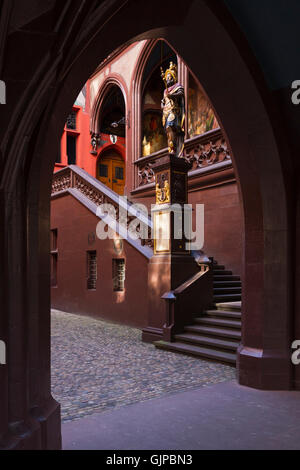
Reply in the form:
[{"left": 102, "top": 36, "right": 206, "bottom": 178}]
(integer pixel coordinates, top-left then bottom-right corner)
[
  {"left": 160, "top": 62, "right": 178, "bottom": 87},
  {"left": 156, "top": 180, "right": 171, "bottom": 204}
]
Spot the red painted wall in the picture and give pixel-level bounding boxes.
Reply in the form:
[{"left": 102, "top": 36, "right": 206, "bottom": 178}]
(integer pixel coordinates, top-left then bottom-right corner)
[
  {"left": 54, "top": 103, "right": 91, "bottom": 173},
  {"left": 54, "top": 80, "right": 126, "bottom": 178}
]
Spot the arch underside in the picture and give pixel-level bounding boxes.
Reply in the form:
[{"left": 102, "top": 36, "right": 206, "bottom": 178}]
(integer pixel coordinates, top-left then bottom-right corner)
[{"left": 0, "top": 0, "right": 293, "bottom": 449}]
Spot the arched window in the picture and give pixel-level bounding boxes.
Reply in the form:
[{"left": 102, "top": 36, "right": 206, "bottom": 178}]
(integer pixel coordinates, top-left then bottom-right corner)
[
  {"left": 188, "top": 73, "right": 219, "bottom": 138},
  {"left": 99, "top": 85, "right": 126, "bottom": 138},
  {"left": 141, "top": 41, "right": 177, "bottom": 157},
  {"left": 96, "top": 85, "right": 126, "bottom": 195}
]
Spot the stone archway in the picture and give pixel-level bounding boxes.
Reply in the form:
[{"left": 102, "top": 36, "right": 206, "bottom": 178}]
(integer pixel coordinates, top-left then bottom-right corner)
[{"left": 0, "top": 0, "right": 292, "bottom": 450}]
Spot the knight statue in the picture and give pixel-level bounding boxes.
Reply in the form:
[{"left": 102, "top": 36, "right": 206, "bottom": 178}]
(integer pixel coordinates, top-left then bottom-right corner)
[{"left": 160, "top": 62, "right": 185, "bottom": 157}]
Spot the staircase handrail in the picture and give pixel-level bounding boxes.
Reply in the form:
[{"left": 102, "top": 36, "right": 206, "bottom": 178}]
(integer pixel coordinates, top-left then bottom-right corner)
[
  {"left": 51, "top": 165, "right": 153, "bottom": 258},
  {"left": 161, "top": 259, "right": 213, "bottom": 341}
]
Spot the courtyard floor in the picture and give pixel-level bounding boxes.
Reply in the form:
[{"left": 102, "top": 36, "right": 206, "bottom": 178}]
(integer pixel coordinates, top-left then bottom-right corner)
[
  {"left": 63, "top": 380, "right": 300, "bottom": 450},
  {"left": 51, "top": 309, "right": 236, "bottom": 422}
]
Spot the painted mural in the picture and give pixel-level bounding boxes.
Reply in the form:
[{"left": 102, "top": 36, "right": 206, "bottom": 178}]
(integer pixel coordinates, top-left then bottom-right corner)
[
  {"left": 142, "top": 110, "right": 167, "bottom": 156},
  {"left": 188, "top": 74, "right": 219, "bottom": 138}
]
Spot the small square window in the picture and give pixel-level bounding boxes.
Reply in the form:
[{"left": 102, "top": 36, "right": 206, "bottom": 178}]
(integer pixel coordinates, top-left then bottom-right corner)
[
  {"left": 112, "top": 259, "right": 125, "bottom": 292},
  {"left": 87, "top": 251, "right": 97, "bottom": 290},
  {"left": 66, "top": 111, "right": 77, "bottom": 130}
]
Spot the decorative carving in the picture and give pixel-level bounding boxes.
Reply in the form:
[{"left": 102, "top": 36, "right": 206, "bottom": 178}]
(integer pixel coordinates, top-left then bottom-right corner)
[
  {"left": 51, "top": 169, "right": 71, "bottom": 193},
  {"left": 156, "top": 180, "right": 170, "bottom": 205},
  {"left": 155, "top": 171, "right": 170, "bottom": 205},
  {"left": 66, "top": 111, "right": 77, "bottom": 130},
  {"left": 90, "top": 132, "right": 101, "bottom": 155},
  {"left": 184, "top": 137, "right": 231, "bottom": 169},
  {"left": 138, "top": 163, "right": 155, "bottom": 186},
  {"left": 74, "top": 175, "right": 106, "bottom": 206},
  {"left": 135, "top": 129, "right": 231, "bottom": 188},
  {"left": 52, "top": 167, "right": 154, "bottom": 249}
]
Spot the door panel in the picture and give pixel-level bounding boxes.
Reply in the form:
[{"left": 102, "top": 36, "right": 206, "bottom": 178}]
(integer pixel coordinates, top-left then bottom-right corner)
[
  {"left": 97, "top": 154, "right": 125, "bottom": 195},
  {"left": 112, "top": 160, "right": 125, "bottom": 195},
  {"left": 98, "top": 162, "right": 110, "bottom": 187}
]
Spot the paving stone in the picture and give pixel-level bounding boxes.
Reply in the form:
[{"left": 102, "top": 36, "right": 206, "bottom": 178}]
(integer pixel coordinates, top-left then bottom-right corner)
[{"left": 51, "top": 309, "right": 236, "bottom": 422}]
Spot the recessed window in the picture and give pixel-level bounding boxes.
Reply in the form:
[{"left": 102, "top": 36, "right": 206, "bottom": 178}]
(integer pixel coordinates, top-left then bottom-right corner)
[
  {"left": 66, "top": 111, "right": 77, "bottom": 130},
  {"left": 51, "top": 254, "right": 58, "bottom": 287},
  {"left": 112, "top": 258, "right": 125, "bottom": 292},
  {"left": 67, "top": 135, "right": 77, "bottom": 165},
  {"left": 87, "top": 251, "right": 97, "bottom": 290},
  {"left": 56, "top": 144, "right": 61, "bottom": 163},
  {"left": 51, "top": 228, "right": 58, "bottom": 251}
]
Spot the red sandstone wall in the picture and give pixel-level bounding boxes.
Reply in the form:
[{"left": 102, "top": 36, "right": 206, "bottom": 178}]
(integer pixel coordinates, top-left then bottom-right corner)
[
  {"left": 189, "top": 182, "right": 242, "bottom": 277},
  {"left": 51, "top": 194, "right": 149, "bottom": 328},
  {"left": 131, "top": 180, "right": 243, "bottom": 278}
]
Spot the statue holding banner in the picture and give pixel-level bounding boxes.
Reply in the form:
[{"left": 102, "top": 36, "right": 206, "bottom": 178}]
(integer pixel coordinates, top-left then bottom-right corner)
[{"left": 161, "top": 62, "right": 185, "bottom": 157}]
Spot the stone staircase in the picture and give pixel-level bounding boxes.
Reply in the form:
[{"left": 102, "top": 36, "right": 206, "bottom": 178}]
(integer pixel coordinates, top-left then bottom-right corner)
[{"left": 155, "top": 260, "right": 242, "bottom": 366}]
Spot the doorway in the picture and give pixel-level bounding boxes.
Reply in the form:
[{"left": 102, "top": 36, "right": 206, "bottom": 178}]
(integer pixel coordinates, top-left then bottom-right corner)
[{"left": 97, "top": 151, "right": 125, "bottom": 195}]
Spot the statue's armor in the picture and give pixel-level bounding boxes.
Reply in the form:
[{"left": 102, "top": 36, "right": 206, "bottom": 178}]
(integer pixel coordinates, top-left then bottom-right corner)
[
  {"left": 160, "top": 62, "right": 186, "bottom": 157},
  {"left": 162, "top": 85, "right": 184, "bottom": 132}
]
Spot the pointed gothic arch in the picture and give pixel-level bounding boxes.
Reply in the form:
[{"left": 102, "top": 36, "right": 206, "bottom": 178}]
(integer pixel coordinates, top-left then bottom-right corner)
[{"left": 0, "top": 0, "right": 293, "bottom": 449}]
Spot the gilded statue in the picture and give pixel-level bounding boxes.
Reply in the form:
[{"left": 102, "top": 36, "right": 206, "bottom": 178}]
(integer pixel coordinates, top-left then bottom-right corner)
[{"left": 161, "top": 62, "right": 185, "bottom": 157}]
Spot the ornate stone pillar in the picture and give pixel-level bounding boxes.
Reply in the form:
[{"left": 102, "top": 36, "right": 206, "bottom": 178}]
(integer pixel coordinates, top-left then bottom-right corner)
[{"left": 142, "top": 155, "right": 199, "bottom": 342}]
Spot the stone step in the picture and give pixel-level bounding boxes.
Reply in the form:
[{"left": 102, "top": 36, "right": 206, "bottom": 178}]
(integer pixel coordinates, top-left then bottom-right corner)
[
  {"left": 215, "top": 302, "right": 242, "bottom": 312},
  {"left": 213, "top": 270, "right": 233, "bottom": 276},
  {"left": 204, "top": 309, "right": 241, "bottom": 319},
  {"left": 174, "top": 333, "right": 239, "bottom": 352},
  {"left": 213, "top": 294, "right": 242, "bottom": 303},
  {"left": 195, "top": 317, "right": 241, "bottom": 330},
  {"left": 213, "top": 281, "right": 242, "bottom": 288},
  {"left": 154, "top": 341, "right": 236, "bottom": 365},
  {"left": 185, "top": 324, "right": 241, "bottom": 340},
  {"left": 213, "top": 287, "right": 242, "bottom": 295},
  {"left": 213, "top": 275, "right": 240, "bottom": 282}
]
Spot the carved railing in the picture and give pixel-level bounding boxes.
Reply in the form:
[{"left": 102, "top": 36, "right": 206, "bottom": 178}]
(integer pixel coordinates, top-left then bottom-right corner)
[
  {"left": 161, "top": 258, "right": 213, "bottom": 342},
  {"left": 135, "top": 128, "right": 231, "bottom": 187},
  {"left": 52, "top": 167, "right": 72, "bottom": 194},
  {"left": 52, "top": 165, "right": 154, "bottom": 251}
]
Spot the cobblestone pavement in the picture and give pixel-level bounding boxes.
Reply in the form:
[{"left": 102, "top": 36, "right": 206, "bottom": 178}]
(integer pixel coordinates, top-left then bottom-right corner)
[{"left": 51, "top": 310, "right": 236, "bottom": 423}]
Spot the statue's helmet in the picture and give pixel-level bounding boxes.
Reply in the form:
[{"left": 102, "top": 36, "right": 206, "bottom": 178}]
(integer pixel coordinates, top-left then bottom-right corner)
[{"left": 161, "top": 62, "right": 177, "bottom": 85}]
